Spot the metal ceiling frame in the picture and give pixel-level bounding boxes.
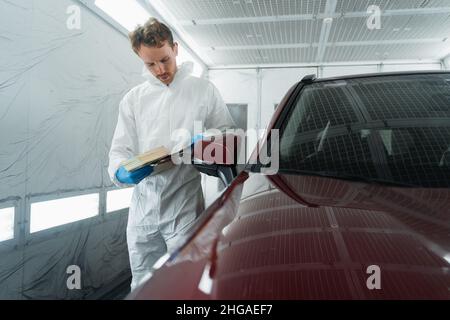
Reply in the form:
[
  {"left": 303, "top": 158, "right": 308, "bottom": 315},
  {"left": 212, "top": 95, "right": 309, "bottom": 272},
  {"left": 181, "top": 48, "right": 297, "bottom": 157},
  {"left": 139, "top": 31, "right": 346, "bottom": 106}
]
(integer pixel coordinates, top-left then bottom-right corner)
[
  {"left": 78, "top": 0, "right": 450, "bottom": 69},
  {"left": 208, "top": 59, "right": 443, "bottom": 71},
  {"left": 167, "top": 1, "right": 450, "bottom": 66},
  {"left": 178, "top": 6, "right": 450, "bottom": 26},
  {"left": 316, "top": 0, "right": 337, "bottom": 62},
  {"left": 206, "top": 38, "right": 446, "bottom": 51}
]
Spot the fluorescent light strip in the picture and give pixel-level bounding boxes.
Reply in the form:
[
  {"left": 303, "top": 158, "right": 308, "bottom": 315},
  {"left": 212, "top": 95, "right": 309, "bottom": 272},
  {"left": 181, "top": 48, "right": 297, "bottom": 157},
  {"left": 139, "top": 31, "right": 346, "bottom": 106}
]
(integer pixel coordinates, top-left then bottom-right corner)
[
  {"left": 0, "top": 207, "right": 14, "bottom": 242},
  {"left": 106, "top": 188, "right": 134, "bottom": 213},
  {"left": 145, "top": 0, "right": 213, "bottom": 66},
  {"left": 95, "top": 0, "right": 150, "bottom": 32},
  {"left": 30, "top": 194, "right": 99, "bottom": 233}
]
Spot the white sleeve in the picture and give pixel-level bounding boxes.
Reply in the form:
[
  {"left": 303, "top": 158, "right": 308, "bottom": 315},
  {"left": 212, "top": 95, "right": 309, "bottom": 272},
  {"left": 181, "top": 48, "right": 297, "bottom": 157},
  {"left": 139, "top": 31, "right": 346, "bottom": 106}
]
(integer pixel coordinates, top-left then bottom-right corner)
[
  {"left": 108, "top": 94, "right": 139, "bottom": 188},
  {"left": 205, "top": 83, "right": 236, "bottom": 132}
]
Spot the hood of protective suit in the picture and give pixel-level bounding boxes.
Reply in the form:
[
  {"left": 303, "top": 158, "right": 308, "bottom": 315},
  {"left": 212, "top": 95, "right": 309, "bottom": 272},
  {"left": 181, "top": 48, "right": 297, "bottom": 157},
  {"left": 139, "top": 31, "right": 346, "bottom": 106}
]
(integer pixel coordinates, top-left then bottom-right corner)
[{"left": 141, "top": 61, "right": 194, "bottom": 87}]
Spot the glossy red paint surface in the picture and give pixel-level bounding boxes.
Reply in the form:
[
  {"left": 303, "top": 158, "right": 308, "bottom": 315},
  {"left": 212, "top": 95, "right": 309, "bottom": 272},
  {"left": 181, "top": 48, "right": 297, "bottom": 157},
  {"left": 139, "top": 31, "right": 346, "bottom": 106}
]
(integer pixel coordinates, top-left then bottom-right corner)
[
  {"left": 130, "top": 172, "right": 450, "bottom": 299},
  {"left": 215, "top": 176, "right": 450, "bottom": 299},
  {"left": 129, "top": 172, "right": 249, "bottom": 300},
  {"left": 130, "top": 74, "right": 450, "bottom": 299}
]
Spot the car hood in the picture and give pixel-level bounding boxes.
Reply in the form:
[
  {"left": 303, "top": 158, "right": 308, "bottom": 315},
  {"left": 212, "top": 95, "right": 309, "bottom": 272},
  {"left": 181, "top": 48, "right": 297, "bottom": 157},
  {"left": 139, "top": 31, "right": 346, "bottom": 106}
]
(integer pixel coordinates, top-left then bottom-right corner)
[
  {"left": 275, "top": 173, "right": 450, "bottom": 251},
  {"left": 130, "top": 173, "right": 450, "bottom": 299},
  {"left": 214, "top": 174, "right": 450, "bottom": 299}
]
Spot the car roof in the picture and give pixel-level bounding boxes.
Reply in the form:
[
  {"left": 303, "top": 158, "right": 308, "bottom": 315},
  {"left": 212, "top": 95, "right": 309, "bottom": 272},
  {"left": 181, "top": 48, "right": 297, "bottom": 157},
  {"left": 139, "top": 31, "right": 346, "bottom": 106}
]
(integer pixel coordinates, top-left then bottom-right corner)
[{"left": 303, "top": 70, "right": 450, "bottom": 84}]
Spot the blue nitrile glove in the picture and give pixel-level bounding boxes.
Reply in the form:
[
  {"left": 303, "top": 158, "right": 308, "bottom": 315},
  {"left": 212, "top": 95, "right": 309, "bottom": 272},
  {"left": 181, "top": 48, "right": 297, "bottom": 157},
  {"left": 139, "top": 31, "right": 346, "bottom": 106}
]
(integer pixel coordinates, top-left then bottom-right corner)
[
  {"left": 191, "top": 134, "right": 204, "bottom": 146},
  {"left": 115, "top": 165, "right": 153, "bottom": 184}
]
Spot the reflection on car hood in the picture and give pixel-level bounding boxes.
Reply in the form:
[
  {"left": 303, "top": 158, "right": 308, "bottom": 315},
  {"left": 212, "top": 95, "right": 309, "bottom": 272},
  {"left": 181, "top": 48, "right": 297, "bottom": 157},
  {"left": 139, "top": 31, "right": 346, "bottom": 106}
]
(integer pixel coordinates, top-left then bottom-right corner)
[
  {"left": 130, "top": 173, "right": 450, "bottom": 300},
  {"left": 278, "top": 174, "right": 450, "bottom": 251},
  {"left": 214, "top": 178, "right": 450, "bottom": 299}
]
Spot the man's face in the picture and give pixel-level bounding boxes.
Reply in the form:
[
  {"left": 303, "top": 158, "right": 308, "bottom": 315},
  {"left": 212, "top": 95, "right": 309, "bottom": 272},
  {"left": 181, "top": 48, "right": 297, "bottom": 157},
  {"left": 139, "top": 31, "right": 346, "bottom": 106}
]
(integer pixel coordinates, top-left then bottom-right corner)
[{"left": 138, "top": 41, "right": 178, "bottom": 85}]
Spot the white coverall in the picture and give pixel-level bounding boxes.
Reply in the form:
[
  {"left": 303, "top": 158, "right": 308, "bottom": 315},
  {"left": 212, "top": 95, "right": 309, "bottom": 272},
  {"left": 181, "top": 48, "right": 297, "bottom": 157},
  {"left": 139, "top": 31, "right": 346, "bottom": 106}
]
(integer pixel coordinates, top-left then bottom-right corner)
[{"left": 108, "top": 62, "right": 235, "bottom": 290}]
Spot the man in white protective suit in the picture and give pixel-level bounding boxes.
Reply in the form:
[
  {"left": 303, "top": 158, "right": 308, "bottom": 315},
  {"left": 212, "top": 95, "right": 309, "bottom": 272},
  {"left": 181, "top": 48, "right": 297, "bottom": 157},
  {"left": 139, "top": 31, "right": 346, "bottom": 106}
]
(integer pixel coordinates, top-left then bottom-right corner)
[{"left": 108, "top": 18, "right": 235, "bottom": 290}]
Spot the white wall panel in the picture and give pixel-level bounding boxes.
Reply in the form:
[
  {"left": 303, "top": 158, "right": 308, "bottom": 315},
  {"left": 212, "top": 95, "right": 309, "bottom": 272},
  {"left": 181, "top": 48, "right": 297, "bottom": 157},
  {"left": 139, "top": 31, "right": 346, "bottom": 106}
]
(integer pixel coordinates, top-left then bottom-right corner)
[
  {"left": 209, "top": 69, "right": 258, "bottom": 153},
  {"left": 206, "top": 69, "right": 258, "bottom": 205},
  {"left": 260, "top": 67, "right": 317, "bottom": 129},
  {"left": 322, "top": 65, "right": 378, "bottom": 78},
  {"left": 381, "top": 63, "right": 442, "bottom": 72}
]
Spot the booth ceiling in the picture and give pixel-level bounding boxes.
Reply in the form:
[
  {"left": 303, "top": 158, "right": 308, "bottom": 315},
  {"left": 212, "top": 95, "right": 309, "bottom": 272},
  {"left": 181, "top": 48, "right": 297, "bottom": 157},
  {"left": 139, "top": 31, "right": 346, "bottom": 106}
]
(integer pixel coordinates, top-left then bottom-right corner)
[{"left": 146, "top": 0, "right": 450, "bottom": 66}]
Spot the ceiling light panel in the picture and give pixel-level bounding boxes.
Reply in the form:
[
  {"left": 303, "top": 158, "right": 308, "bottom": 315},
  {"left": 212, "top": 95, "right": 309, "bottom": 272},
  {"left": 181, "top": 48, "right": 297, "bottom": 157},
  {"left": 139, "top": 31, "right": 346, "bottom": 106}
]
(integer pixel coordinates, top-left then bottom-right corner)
[
  {"left": 162, "top": 0, "right": 327, "bottom": 20},
  {"left": 404, "top": 14, "right": 450, "bottom": 39},
  {"left": 335, "top": 0, "right": 438, "bottom": 13},
  {"left": 258, "top": 47, "right": 318, "bottom": 63},
  {"left": 207, "top": 46, "right": 318, "bottom": 65},
  {"left": 206, "top": 49, "right": 267, "bottom": 65},
  {"left": 328, "top": 14, "right": 450, "bottom": 43},
  {"left": 424, "top": 0, "right": 450, "bottom": 7},
  {"left": 146, "top": 0, "right": 450, "bottom": 65},
  {"left": 183, "top": 19, "right": 322, "bottom": 47},
  {"left": 323, "top": 42, "right": 447, "bottom": 62}
]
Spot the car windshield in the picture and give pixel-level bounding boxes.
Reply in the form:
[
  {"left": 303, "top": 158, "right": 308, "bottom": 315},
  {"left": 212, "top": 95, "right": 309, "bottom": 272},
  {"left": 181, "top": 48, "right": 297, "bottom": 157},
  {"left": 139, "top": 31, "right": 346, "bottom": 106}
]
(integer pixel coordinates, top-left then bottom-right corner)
[{"left": 277, "top": 73, "right": 450, "bottom": 188}]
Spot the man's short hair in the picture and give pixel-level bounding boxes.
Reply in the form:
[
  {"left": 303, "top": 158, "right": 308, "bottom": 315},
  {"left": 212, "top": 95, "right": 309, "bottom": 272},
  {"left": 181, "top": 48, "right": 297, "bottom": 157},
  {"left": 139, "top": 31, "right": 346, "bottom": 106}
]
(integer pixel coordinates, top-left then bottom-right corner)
[{"left": 129, "top": 18, "right": 174, "bottom": 54}]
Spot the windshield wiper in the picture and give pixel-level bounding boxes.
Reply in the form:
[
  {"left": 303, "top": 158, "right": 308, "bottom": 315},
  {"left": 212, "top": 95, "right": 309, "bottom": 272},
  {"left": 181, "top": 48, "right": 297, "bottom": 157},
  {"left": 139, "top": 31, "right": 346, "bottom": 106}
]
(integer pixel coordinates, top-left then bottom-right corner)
[{"left": 277, "top": 169, "right": 416, "bottom": 188}]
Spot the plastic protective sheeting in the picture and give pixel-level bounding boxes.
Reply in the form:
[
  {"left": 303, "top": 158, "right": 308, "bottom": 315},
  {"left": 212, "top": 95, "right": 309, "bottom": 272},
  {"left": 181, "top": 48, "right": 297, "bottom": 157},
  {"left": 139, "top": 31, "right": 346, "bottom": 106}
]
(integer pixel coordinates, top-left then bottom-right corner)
[{"left": 0, "top": 0, "right": 144, "bottom": 299}]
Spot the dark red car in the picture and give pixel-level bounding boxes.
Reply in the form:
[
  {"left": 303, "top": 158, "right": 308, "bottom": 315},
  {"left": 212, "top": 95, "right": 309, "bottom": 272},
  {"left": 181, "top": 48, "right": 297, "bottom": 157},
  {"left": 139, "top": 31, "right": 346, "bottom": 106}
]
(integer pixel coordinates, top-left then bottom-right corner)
[{"left": 129, "top": 71, "right": 450, "bottom": 300}]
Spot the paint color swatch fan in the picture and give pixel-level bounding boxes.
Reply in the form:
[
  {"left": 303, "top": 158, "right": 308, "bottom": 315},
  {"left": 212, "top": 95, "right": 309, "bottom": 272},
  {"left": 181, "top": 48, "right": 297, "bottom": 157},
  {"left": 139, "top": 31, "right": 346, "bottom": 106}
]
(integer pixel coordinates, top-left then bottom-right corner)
[{"left": 122, "top": 146, "right": 172, "bottom": 172}]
